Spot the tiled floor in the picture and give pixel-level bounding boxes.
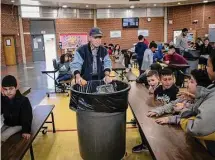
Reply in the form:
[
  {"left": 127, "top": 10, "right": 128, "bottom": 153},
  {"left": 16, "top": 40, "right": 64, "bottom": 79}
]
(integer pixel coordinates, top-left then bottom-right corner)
[{"left": 1, "top": 62, "right": 152, "bottom": 160}]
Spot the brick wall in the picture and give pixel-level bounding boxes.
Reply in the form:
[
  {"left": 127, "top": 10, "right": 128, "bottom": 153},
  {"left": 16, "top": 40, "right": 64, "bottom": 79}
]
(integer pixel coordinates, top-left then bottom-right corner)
[
  {"left": 97, "top": 18, "right": 164, "bottom": 49},
  {"left": 55, "top": 19, "right": 94, "bottom": 56},
  {"left": 1, "top": 4, "right": 22, "bottom": 66},
  {"left": 167, "top": 2, "right": 215, "bottom": 42},
  {"left": 22, "top": 18, "right": 32, "bottom": 62}
]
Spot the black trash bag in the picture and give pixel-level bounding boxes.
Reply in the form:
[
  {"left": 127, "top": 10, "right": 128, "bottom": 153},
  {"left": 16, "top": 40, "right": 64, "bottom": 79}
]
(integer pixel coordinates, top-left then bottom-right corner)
[{"left": 70, "top": 80, "right": 130, "bottom": 113}]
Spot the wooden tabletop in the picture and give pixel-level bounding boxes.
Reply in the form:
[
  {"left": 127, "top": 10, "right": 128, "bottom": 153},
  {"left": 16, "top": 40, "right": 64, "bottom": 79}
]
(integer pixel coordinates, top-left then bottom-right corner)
[
  {"left": 128, "top": 82, "right": 214, "bottom": 160},
  {"left": 1, "top": 105, "right": 55, "bottom": 160},
  {"left": 19, "top": 87, "right": 31, "bottom": 96},
  {"left": 168, "top": 63, "right": 190, "bottom": 69}
]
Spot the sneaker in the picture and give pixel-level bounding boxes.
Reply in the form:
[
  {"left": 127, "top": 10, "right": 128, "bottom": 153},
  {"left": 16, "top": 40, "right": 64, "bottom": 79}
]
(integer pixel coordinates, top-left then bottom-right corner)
[{"left": 132, "top": 144, "right": 148, "bottom": 153}]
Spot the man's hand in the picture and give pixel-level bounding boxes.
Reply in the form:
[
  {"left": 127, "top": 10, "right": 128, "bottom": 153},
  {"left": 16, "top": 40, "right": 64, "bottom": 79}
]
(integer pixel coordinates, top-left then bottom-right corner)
[
  {"left": 104, "top": 75, "right": 112, "bottom": 84},
  {"left": 155, "top": 117, "right": 169, "bottom": 125},
  {"left": 22, "top": 133, "right": 31, "bottom": 140},
  {"left": 104, "top": 71, "right": 112, "bottom": 83},
  {"left": 75, "top": 74, "right": 87, "bottom": 86},
  {"left": 147, "top": 111, "right": 158, "bottom": 117}
]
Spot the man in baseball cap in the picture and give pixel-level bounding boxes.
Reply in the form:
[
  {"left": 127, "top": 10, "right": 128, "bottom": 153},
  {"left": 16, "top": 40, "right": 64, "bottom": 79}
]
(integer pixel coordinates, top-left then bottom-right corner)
[{"left": 70, "top": 27, "right": 112, "bottom": 84}]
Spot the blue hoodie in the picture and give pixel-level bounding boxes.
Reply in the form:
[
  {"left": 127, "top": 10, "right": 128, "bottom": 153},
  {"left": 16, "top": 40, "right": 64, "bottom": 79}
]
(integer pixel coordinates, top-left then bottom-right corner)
[
  {"left": 153, "top": 44, "right": 163, "bottom": 62},
  {"left": 135, "top": 42, "right": 148, "bottom": 60}
]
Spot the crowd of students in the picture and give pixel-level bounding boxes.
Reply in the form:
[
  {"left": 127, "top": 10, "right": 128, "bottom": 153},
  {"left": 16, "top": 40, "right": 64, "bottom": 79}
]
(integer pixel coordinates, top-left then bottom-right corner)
[{"left": 132, "top": 53, "right": 215, "bottom": 157}]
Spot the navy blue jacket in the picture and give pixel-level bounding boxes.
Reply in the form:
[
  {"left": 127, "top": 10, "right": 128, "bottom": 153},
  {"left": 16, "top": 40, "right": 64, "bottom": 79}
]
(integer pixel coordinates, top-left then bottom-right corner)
[
  {"left": 70, "top": 43, "right": 112, "bottom": 81},
  {"left": 135, "top": 42, "right": 148, "bottom": 60}
]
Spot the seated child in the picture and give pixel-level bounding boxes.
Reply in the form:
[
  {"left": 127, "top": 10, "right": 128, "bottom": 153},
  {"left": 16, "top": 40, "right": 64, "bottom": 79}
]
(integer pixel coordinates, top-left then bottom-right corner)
[
  {"left": 146, "top": 70, "right": 160, "bottom": 94},
  {"left": 54, "top": 54, "right": 72, "bottom": 84},
  {"left": 147, "top": 69, "right": 212, "bottom": 125},
  {"left": 136, "top": 63, "right": 162, "bottom": 84},
  {"left": 164, "top": 45, "right": 188, "bottom": 65},
  {"left": 153, "top": 68, "right": 179, "bottom": 106},
  {"left": 1, "top": 75, "right": 33, "bottom": 142},
  {"left": 132, "top": 68, "right": 178, "bottom": 153},
  {"left": 180, "top": 54, "right": 215, "bottom": 157}
]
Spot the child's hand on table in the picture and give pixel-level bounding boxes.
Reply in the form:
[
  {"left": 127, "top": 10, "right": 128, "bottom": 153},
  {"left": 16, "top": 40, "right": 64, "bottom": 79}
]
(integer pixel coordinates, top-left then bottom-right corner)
[
  {"left": 155, "top": 117, "right": 169, "bottom": 125},
  {"left": 147, "top": 111, "right": 158, "bottom": 117}
]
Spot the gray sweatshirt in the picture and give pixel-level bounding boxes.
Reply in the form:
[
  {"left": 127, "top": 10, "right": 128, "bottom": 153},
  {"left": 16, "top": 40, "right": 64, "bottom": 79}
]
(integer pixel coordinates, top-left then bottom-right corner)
[
  {"left": 53, "top": 61, "right": 71, "bottom": 75},
  {"left": 169, "top": 85, "right": 215, "bottom": 126},
  {"left": 141, "top": 49, "right": 153, "bottom": 71},
  {"left": 179, "top": 84, "right": 215, "bottom": 137},
  {"left": 175, "top": 34, "right": 188, "bottom": 51}
]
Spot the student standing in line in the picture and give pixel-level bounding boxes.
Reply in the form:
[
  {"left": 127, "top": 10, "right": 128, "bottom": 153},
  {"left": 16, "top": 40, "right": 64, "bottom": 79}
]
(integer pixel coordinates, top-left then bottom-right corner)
[
  {"left": 175, "top": 28, "right": 189, "bottom": 55},
  {"left": 141, "top": 42, "right": 157, "bottom": 73},
  {"left": 135, "top": 35, "right": 148, "bottom": 75}
]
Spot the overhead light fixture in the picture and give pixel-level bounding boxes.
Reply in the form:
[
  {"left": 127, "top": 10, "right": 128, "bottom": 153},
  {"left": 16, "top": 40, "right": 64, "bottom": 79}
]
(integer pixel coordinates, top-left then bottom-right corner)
[
  {"left": 203, "top": 0, "right": 208, "bottom": 3},
  {"left": 108, "top": 5, "right": 111, "bottom": 8},
  {"left": 20, "top": 0, "right": 41, "bottom": 5},
  {"left": 178, "top": 2, "right": 181, "bottom": 5},
  {"left": 11, "top": 0, "right": 15, "bottom": 2},
  {"left": 62, "top": 5, "right": 67, "bottom": 8},
  {"left": 86, "top": 5, "right": 89, "bottom": 8},
  {"left": 130, "top": 5, "right": 135, "bottom": 9},
  {"left": 154, "top": 4, "right": 157, "bottom": 6}
]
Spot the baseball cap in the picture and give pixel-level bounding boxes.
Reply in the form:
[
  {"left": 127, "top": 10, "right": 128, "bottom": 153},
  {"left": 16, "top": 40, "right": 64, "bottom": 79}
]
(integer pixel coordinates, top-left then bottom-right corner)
[{"left": 89, "top": 27, "right": 103, "bottom": 37}]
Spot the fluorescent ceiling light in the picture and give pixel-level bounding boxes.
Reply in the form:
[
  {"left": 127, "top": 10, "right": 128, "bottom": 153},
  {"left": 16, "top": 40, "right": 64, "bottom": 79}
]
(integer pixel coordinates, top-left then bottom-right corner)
[
  {"left": 108, "top": 5, "right": 111, "bottom": 8},
  {"left": 130, "top": 5, "right": 135, "bottom": 9},
  {"left": 178, "top": 2, "right": 181, "bottom": 5},
  {"left": 20, "top": 0, "right": 40, "bottom": 5},
  {"left": 154, "top": 4, "right": 157, "bottom": 6},
  {"left": 62, "top": 5, "right": 67, "bottom": 8},
  {"left": 203, "top": 0, "right": 208, "bottom": 3},
  {"left": 86, "top": 5, "right": 89, "bottom": 8},
  {"left": 11, "top": 0, "right": 15, "bottom": 2}
]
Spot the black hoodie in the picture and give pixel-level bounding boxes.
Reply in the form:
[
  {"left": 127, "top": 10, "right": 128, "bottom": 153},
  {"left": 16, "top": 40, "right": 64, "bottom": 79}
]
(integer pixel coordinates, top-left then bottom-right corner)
[{"left": 1, "top": 90, "right": 33, "bottom": 133}]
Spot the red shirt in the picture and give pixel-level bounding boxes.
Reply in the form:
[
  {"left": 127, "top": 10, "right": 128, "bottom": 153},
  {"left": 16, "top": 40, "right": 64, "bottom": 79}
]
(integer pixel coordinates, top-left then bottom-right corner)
[
  {"left": 108, "top": 49, "right": 113, "bottom": 55},
  {"left": 164, "top": 52, "right": 188, "bottom": 64},
  {"left": 144, "top": 39, "right": 149, "bottom": 46}
]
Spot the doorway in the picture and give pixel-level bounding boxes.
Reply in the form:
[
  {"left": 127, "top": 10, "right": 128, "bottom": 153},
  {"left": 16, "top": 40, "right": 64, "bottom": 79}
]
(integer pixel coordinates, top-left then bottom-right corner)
[
  {"left": 3, "top": 36, "right": 17, "bottom": 66},
  {"left": 32, "top": 35, "right": 45, "bottom": 62}
]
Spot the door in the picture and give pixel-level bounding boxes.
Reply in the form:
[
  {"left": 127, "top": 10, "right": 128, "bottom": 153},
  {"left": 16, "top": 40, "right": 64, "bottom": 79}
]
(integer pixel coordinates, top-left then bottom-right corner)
[
  {"left": 3, "top": 36, "right": 17, "bottom": 65},
  {"left": 32, "top": 35, "right": 45, "bottom": 61}
]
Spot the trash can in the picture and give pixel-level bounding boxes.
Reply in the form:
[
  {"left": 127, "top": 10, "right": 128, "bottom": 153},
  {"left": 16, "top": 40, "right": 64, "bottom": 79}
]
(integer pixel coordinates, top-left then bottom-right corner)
[{"left": 70, "top": 80, "right": 131, "bottom": 160}]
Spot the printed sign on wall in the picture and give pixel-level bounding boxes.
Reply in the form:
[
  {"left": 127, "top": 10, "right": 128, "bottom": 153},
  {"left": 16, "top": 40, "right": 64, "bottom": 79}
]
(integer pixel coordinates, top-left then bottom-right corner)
[
  {"left": 110, "top": 31, "right": 122, "bottom": 38},
  {"left": 60, "top": 33, "right": 88, "bottom": 49},
  {"left": 138, "top": 30, "right": 149, "bottom": 37}
]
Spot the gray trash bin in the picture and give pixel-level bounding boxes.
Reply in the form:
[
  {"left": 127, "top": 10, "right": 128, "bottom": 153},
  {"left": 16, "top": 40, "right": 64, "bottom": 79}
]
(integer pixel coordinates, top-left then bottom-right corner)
[{"left": 70, "top": 80, "right": 131, "bottom": 160}]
